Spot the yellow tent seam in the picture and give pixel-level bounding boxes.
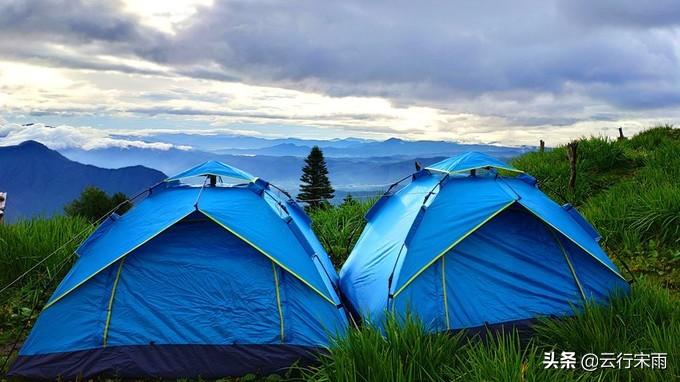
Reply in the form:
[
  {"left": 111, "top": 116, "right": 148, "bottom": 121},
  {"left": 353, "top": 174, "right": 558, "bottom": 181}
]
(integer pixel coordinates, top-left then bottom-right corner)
[
  {"left": 272, "top": 262, "right": 285, "bottom": 343},
  {"left": 520, "top": 203, "right": 626, "bottom": 281},
  {"left": 442, "top": 256, "right": 450, "bottom": 330},
  {"left": 393, "top": 200, "right": 515, "bottom": 297},
  {"left": 550, "top": 228, "right": 587, "bottom": 302},
  {"left": 199, "top": 209, "right": 335, "bottom": 306},
  {"left": 43, "top": 211, "right": 195, "bottom": 311},
  {"left": 102, "top": 258, "right": 125, "bottom": 347}
]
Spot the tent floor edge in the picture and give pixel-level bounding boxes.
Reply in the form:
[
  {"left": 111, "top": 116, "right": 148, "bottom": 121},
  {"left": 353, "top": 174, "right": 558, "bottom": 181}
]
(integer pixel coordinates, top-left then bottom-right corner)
[
  {"left": 447, "top": 317, "right": 539, "bottom": 344},
  {"left": 7, "top": 344, "right": 323, "bottom": 380}
]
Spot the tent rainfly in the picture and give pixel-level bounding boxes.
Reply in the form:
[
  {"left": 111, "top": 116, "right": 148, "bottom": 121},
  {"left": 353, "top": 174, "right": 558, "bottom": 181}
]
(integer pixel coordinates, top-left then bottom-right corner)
[
  {"left": 340, "top": 152, "right": 629, "bottom": 332},
  {"left": 9, "top": 161, "right": 347, "bottom": 380}
]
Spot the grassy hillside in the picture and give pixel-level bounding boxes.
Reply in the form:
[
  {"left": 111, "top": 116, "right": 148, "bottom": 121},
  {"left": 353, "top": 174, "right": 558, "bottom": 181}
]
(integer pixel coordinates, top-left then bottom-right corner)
[
  {"left": 511, "top": 125, "right": 680, "bottom": 288},
  {"left": 0, "top": 126, "right": 678, "bottom": 380}
]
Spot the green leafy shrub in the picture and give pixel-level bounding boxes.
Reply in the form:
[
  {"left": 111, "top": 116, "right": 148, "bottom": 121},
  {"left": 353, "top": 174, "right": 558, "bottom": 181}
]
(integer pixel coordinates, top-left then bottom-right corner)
[
  {"left": 309, "top": 197, "right": 377, "bottom": 268},
  {"left": 64, "top": 186, "right": 129, "bottom": 223}
]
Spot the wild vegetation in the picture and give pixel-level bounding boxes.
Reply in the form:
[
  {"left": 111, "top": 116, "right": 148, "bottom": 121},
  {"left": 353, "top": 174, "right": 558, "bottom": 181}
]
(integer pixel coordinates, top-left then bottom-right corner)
[
  {"left": 63, "top": 186, "right": 130, "bottom": 223},
  {"left": 0, "top": 216, "right": 92, "bottom": 361},
  {"left": 308, "top": 196, "right": 375, "bottom": 268},
  {"left": 0, "top": 126, "right": 678, "bottom": 380},
  {"left": 304, "top": 279, "right": 678, "bottom": 381}
]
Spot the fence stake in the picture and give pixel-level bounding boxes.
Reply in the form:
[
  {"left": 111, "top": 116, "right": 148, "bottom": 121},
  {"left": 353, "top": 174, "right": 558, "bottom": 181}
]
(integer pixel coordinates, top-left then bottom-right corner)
[{"left": 566, "top": 141, "right": 578, "bottom": 192}]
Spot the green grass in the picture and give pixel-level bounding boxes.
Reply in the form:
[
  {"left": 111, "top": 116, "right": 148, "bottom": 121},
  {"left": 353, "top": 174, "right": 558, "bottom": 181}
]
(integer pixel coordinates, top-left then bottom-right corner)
[
  {"left": 307, "top": 279, "right": 678, "bottom": 382},
  {"left": 0, "top": 216, "right": 91, "bottom": 287},
  {"left": 303, "top": 313, "right": 467, "bottom": 382},
  {"left": 511, "top": 136, "right": 638, "bottom": 206},
  {"left": 534, "top": 278, "right": 679, "bottom": 381},
  {"left": 309, "top": 198, "right": 378, "bottom": 268},
  {"left": 0, "top": 216, "right": 92, "bottom": 368}
]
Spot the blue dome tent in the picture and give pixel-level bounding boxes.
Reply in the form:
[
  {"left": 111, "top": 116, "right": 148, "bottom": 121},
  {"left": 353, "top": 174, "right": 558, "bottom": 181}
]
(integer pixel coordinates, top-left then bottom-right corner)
[
  {"left": 339, "top": 152, "right": 629, "bottom": 332},
  {"left": 9, "top": 161, "right": 347, "bottom": 380}
]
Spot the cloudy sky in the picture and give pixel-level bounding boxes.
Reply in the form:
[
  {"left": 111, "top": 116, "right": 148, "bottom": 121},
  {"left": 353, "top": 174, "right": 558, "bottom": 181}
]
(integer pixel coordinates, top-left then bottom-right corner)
[{"left": 1, "top": 0, "right": 679, "bottom": 147}]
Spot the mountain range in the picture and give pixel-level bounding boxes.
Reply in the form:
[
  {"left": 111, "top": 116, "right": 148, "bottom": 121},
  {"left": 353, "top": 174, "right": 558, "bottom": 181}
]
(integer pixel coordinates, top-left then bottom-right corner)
[
  {"left": 1, "top": 135, "right": 534, "bottom": 220},
  {"left": 121, "top": 133, "right": 533, "bottom": 158},
  {"left": 117, "top": 133, "right": 370, "bottom": 152},
  {"left": 217, "top": 138, "right": 533, "bottom": 158},
  {"left": 61, "top": 147, "right": 449, "bottom": 190},
  {"left": 0, "top": 141, "right": 165, "bottom": 222},
  {"left": 61, "top": 135, "right": 532, "bottom": 189}
]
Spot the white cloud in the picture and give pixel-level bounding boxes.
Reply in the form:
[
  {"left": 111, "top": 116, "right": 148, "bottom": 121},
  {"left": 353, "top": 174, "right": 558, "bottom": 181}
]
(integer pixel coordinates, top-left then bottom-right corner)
[
  {"left": 0, "top": 121, "right": 192, "bottom": 150},
  {"left": 122, "top": 0, "right": 213, "bottom": 34}
]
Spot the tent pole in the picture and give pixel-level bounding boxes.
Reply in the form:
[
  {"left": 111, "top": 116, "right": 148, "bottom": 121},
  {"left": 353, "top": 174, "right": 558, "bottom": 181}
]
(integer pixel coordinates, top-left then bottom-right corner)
[
  {"left": 550, "top": 229, "right": 587, "bottom": 303},
  {"left": 272, "top": 263, "right": 285, "bottom": 343},
  {"left": 103, "top": 259, "right": 126, "bottom": 347},
  {"left": 441, "top": 256, "right": 451, "bottom": 330}
]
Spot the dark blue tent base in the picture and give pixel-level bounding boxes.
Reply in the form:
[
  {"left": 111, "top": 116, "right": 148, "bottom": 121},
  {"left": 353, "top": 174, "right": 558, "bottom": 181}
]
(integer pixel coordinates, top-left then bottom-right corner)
[
  {"left": 450, "top": 318, "right": 538, "bottom": 343},
  {"left": 8, "top": 344, "right": 321, "bottom": 380}
]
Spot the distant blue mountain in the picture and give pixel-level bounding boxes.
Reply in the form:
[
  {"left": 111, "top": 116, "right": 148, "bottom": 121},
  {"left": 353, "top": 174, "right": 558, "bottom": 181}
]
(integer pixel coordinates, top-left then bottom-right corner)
[
  {"left": 0, "top": 141, "right": 166, "bottom": 221},
  {"left": 122, "top": 133, "right": 532, "bottom": 158},
  {"left": 220, "top": 138, "right": 533, "bottom": 158},
  {"left": 120, "top": 133, "right": 370, "bottom": 153},
  {"left": 0, "top": 134, "right": 534, "bottom": 215},
  {"left": 60, "top": 145, "right": 521, "bottom": 191}
]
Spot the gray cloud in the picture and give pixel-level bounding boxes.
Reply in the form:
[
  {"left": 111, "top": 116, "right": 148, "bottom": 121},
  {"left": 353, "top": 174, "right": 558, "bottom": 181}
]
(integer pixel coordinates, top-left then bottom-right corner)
[
  {"left": 1, "top": 0, "right": 166, "bottom": 42},
  {"left": 561, "top": 0, "right": 680, "bottom": 28},
  {"left": 0, "top": 0, "right": 168, "bottom": 66},
  {"left": 0, "top": 0, "right": 679, "bottom": 131},
  {"left": 158, "top": 0, "right": 680, "bottom": 110},
  {"left": 126, "top": 106, "right": 383, "bottom": 122}
]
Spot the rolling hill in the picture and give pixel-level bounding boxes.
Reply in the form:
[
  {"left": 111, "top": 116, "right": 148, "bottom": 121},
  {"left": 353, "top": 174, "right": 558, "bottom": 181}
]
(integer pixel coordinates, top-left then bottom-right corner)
[{"left": 0, "top": 141, "right": 166, "bottom": 221}]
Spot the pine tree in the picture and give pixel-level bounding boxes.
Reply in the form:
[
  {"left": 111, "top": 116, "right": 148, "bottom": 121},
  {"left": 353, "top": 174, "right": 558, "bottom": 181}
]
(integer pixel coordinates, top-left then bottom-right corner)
[{"left": 298, "top": 146, "right": 334, "bottom": 209}]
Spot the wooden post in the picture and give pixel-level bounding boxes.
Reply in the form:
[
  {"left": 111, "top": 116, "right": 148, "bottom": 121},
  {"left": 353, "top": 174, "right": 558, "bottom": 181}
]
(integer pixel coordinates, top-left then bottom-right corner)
[
  {"left": 618, "top": 127, "right": 625, "bottom": 141},
  {"left": 566, "top": 141, "right": 578, "bottom": 192},
  {"left": 539, "top": 140, "right": 545, "bottom": 153},
  {"left": 0, "top": 192, "right": 6, "bottom": 224}
]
